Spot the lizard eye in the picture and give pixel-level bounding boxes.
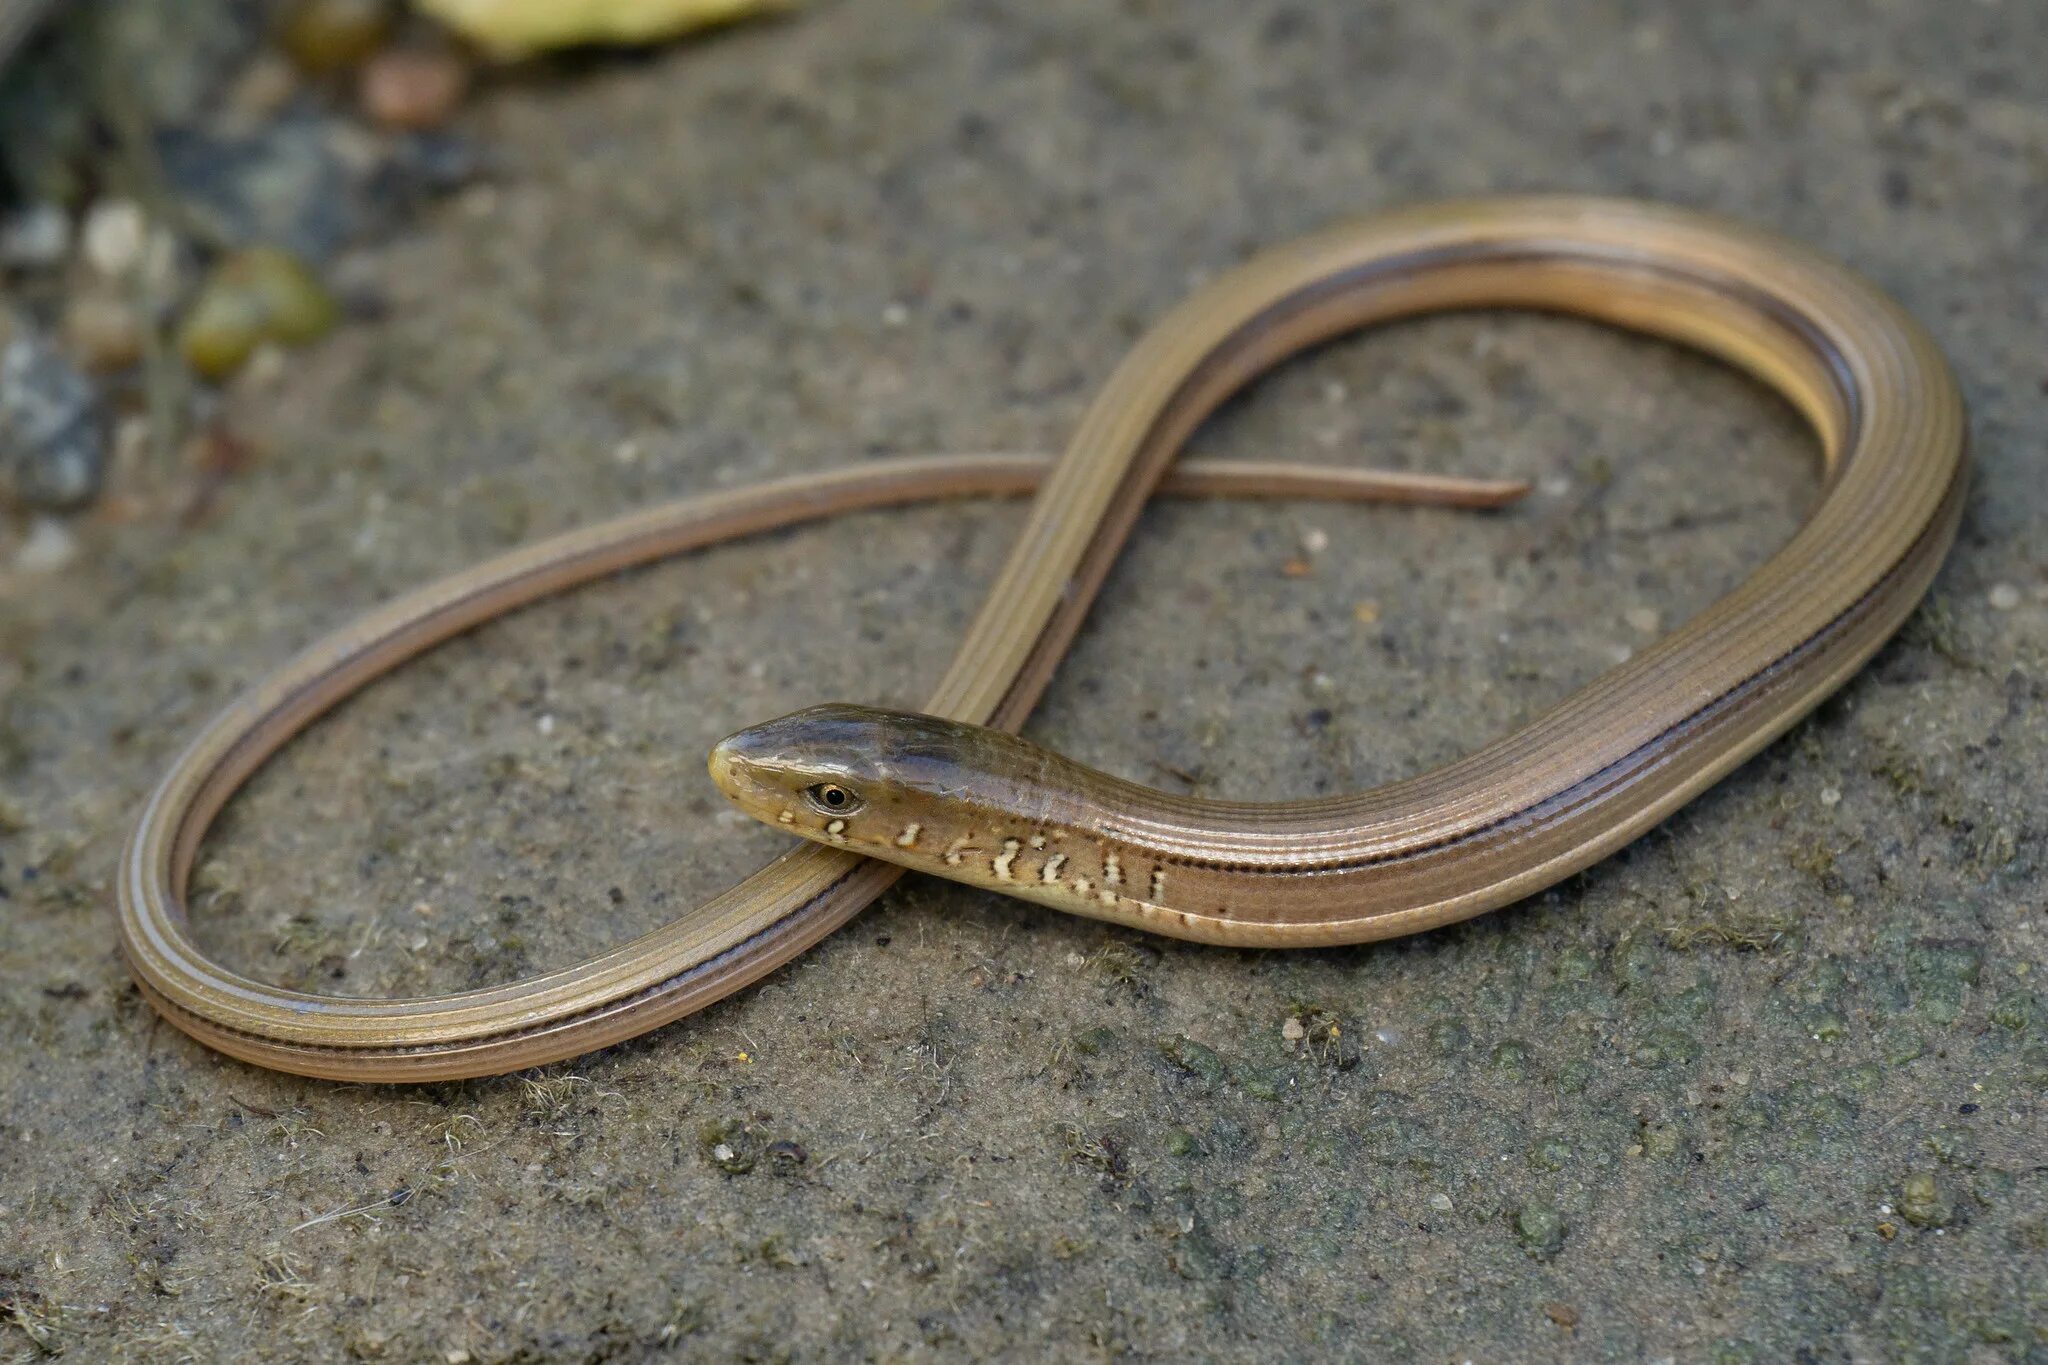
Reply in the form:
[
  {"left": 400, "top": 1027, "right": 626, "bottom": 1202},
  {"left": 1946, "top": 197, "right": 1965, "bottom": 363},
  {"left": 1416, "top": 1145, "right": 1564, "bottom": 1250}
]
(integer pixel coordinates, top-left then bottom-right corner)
[{"left": 805, "top": 782, "right": 863, "bottom": 816}]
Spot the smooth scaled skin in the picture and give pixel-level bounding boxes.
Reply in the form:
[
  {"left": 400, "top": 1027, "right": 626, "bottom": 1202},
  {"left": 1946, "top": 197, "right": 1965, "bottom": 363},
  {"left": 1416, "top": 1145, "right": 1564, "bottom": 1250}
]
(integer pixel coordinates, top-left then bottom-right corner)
[{"left": 708, "top": 704, "right": 1185, "bottom": 930}]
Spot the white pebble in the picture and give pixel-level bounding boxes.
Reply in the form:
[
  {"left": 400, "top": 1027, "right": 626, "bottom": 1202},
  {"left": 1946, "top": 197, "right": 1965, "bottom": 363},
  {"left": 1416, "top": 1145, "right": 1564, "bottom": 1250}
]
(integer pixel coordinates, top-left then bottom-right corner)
[
  {"left": 1429, "top": 1193, "right": 1454, "bottom": 1212},
  {"left": 81, "top": 200, "right": 147, "bottom": 278},
  {"left": 1301, "top": 527, "right": 1329, "bottom": 555},
  {"left": 1986, "top": 582, "right": 2021, "bottom": 611},
  {"left": 1819, "top": 786, "right": 1842, "bottom": 807},
  {"left": 1625, "top": 606, "right": 1662, "bottom": 635},
  {"left": 13, "top": 517, "right": 78, "bottom": 574},
  {"left": 881, "top": 302, "right": 909, "bottom": 327},
  {"left": 537, "top": 713, "right": 556, "bottom": 736},
  {"left": 1281, "top": 1017, "right": 1306, "bottom": 1042}
]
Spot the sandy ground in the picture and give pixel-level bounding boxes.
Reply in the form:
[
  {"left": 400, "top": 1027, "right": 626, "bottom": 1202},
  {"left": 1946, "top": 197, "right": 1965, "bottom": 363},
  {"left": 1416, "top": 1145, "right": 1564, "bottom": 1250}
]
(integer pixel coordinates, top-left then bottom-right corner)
[{"left": 2, "top": 1, "right": 2045, "bottom": 1359}]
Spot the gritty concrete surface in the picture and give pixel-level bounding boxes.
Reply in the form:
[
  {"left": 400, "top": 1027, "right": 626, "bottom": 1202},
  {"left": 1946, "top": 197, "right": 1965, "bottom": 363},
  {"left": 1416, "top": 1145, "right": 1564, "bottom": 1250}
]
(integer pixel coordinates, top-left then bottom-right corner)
[{"left": 4, "top": 1, "right": 2047, "bottom": 1360}]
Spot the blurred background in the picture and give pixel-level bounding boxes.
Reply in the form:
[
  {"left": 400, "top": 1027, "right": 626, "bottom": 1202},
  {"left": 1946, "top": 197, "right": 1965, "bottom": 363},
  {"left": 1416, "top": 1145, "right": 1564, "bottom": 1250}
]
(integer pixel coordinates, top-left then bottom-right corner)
[{"left": 0, "top": 0, "right": 793, "bottom": 528}]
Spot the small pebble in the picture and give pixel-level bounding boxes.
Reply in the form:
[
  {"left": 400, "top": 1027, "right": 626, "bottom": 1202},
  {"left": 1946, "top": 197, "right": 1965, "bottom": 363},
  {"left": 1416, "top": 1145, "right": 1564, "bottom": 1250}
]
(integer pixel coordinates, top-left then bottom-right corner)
[
  {"left": 360, "top": 48, "right": 472, "bottom": 131},
  {"left": 1281, "top": 1017, "right": 1306, "bottom": 1042},
  {"left": 1301, "top": 527, "right": 1329, "bottom": 555},
  {"left": 179, "top": 247, "right": 339, "bottom": 381},
  {"left": 1625, "top": 606, "right": 1662, "bottom": 634},
  {"left": 1514, "top": 1201, "right": 1567, "bottom": 1258},
  {"left": 1, "top": 308, "right": 107, "bottom": 508},
  {"left": 62, "top": 291, "right": 144, "bottom": 372},
  {"left": 1986, "top": 582, "right": 2021, "bottom": 611},
  {"left": 13, "top": 517, "right": 78, "bottom": 574},
  {"left": 180, "top": 286, "right": 268, "bottom": 382},
  {"left": 1352, "top": 600, "right": 1380, "bottom": 625},
  {"left": 0, "top": 204, "right": 69, "bottom": 270},
  {"left": 81, "top": 201, "right": 147, "bottom": 279},
  {"left": 280, "top": 0, "right": 395, "bottom": 72},
  {"left": 1899, "top": 1170, "right": 1950, "bottom": 1228},
  {"left": 1429, "top": 1192, "right": 1454, "bottom": 1212}
]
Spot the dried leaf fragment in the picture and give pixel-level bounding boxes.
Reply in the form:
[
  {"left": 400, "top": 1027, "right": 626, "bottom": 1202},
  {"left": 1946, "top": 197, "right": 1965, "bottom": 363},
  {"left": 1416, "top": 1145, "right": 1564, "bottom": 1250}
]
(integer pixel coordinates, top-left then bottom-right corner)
[{"left": 416, "top": 0, "right": 791, "bottom": 59}]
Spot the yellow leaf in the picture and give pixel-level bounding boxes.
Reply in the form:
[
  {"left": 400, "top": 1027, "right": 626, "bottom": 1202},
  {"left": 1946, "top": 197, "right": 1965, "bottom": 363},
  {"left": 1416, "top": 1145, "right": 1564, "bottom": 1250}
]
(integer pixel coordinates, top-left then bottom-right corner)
[{"left": 417, "top": 0, "right": 792, "bottom": 59}]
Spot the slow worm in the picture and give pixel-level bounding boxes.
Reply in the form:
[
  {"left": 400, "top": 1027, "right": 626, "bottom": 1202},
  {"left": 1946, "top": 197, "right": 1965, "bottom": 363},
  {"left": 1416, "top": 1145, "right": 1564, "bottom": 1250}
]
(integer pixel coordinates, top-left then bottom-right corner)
[{"left": 120, "top": 197, "right": 1964, "bottom": 1079}]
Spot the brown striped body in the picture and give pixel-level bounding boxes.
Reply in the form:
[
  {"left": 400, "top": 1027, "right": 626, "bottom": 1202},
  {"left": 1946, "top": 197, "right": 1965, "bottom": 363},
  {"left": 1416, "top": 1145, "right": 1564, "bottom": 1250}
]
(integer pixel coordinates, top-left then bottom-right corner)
[{"left": 120, "top": 197, "right": 1964, "bottom": 1078}]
